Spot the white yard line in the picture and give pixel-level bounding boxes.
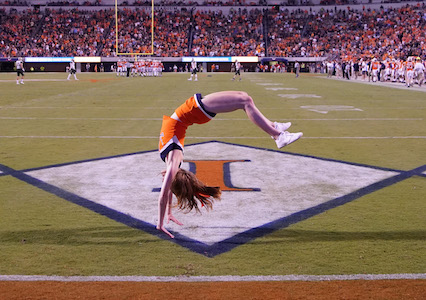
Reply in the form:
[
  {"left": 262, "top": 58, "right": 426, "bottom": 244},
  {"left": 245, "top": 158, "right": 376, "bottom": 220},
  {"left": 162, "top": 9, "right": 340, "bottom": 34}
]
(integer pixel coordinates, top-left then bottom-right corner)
[
  {"left": 0, "top": 106, "right": 174, "bottom": 110},
  {"left": 1, "top": 106, "right": 425, "bottom": 110},
  {"left": 0, "top": 79, "right": 68, "bottom": 82},
  {"left": 0, "top": 117, "right": 164, "bottom": 121},
  {"left": 0, "top": 117, "right": 423, "bottom": 121},
  {"left": 0, "top": 274, "right": 425, "bottom": 282},
  {"left": 0, "top": 136, "right": 425, "bottom": 139}
]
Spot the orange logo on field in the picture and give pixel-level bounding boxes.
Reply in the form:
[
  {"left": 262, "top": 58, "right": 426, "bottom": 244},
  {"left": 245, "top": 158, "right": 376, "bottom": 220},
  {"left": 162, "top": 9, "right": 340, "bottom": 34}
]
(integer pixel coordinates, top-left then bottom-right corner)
[{"left": 185, "top": 160, "right": 260, "bottom": 192}]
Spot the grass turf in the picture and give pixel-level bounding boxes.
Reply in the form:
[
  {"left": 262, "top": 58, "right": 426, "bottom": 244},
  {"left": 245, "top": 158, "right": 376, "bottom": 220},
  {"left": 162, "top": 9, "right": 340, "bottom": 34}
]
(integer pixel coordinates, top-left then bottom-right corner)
[{"left": 0, "top": 71, "right": 424, "bottom": 276}]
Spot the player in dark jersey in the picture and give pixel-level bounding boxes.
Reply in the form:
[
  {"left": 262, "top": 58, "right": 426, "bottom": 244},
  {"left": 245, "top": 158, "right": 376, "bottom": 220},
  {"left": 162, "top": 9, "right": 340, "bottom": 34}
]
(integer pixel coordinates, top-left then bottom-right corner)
[
  {"left": 188, "top": 58, "right": 198, "bottom": 81},
  {"left": 15, "top": 57, "right": 24, "bottom": 85},
  {"left": 232, "top": 59, "right": 242, "bottom": 81},
  {"left": 67, "top": 59, "right": 79, "bottom": 80}
]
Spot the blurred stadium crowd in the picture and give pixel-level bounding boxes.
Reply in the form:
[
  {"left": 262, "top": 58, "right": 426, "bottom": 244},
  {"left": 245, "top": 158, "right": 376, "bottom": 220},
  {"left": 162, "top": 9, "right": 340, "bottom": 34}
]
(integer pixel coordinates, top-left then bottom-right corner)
[{"left": 0, "top": 1, "right": 425, "bottom": 60}]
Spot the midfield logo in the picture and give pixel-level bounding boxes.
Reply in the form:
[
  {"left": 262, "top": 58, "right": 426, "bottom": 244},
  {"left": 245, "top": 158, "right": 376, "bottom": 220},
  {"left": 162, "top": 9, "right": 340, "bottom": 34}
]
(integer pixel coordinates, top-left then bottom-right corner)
[
  {"left": 152, "top": 159, "right": 260, "bottom": 193},
  {"left": 4, "top": 141, "right": 413, "bottom": 257}
]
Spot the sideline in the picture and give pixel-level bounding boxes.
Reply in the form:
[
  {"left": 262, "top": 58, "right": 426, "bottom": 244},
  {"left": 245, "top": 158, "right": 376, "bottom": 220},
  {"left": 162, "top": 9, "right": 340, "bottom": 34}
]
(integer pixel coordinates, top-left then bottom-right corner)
[
  {"left": 0, "top": 135, "right": 425, "bottom": 139},
  {"left": 0, "top": 79, "right": 68, "bottom": 82},
  {"left": 321, "top": 76, "right": 426, "bottom": 92},
  {"left": 0, "top": 117, "right": 422, "bottom": 121},
  {"left": 1, "top": 274, "right": 425, "bottom": 282}
]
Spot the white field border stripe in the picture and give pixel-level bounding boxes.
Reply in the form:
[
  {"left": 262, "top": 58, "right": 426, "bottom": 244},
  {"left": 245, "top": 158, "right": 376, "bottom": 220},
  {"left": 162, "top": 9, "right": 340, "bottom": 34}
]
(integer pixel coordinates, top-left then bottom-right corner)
[
  {"left": 0, "top": 117, "right": 164, "bottom": 121},
  {"left": 0, "top": 274, "right": 425, "bottom": 282},
  {"left": 1, "top": 107, "right": 425, "bottom": 110},
  {"left": 0, "top": 79, "right": 68, "bottom": 82},
  {"left": 0, "top": 117, "right": 423, "bottom": 121},
  {"left": 0, "top": 136, "right": 425, "bottom": 139}
]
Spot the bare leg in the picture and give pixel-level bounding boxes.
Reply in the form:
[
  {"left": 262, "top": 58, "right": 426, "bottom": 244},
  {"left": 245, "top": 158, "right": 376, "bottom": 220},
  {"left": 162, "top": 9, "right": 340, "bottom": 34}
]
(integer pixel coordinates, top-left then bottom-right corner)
[{"left": 202, "top": 91, "right": 281, "bottom": 138}]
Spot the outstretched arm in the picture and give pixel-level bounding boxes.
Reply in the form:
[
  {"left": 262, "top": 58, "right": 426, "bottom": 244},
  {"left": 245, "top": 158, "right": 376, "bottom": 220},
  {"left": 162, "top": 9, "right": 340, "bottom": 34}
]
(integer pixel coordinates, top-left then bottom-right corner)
[{"left": 157, "top": 149, "right": 183, "bottom": 238}]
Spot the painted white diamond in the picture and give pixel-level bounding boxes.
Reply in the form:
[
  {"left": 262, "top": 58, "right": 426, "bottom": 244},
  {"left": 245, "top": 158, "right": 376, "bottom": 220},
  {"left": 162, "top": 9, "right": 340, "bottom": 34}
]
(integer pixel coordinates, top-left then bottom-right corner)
[{"left": 25, "top": 142, "right": 398, "bottom": 245}]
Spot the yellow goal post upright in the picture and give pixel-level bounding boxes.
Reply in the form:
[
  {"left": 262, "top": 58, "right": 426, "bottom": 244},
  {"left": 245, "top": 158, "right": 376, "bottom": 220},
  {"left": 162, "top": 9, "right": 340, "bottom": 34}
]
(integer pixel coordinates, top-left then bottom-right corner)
[{"left": 114, "top": 0, "right": 154, "bottom": 57}]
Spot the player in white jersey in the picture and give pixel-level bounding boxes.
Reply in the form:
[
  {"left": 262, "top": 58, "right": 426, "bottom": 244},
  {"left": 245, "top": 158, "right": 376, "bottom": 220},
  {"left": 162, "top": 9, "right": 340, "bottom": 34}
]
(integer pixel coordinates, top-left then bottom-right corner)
[
  {"left": 116, "top": 59, "right": 123, "bottom": 76},
  {"left": 370, "top": 58, "right": 380, "bottom": 82},
  {"left": 326, "top": 61, "right": 334, "bottom": 78},
  {"left": 188, "top": 58, "right": 198, "bottom": 81},
  {"left": 15, "top": 57, "right": 25, "bottom": 84},
  {"left": 146, "top": 59, "right": 153, "bottom": 77},
  {"left": 294, "top": 60, "right": 300, "bottom": 78},
  {"left": 131, "top": 58, "right": 138, "bottom": 77},
  {"left": 405, "top": 57, "right": 415, "bottom": 87},
  {"left": 156, "top": 60, "right": 163, "bottom": 76},
  {"left": 361, "top": 60, "right": 369, "bottom": 81},
  {"left": 153, "top": 60, "right": 160, "bottom": 77},
  {"left": 231, "top": 59, "right": 242, "bottom": 81},
  {"left": 390, "top": 59, "right": 397, "bottom": 82},
  {"left": 136, "top": 60, "right": 143, "bottom": 76},
  {"left": 383, "top": 59, "right": 391, "bottom": 81},
  {"left": 396, "top": 59, "right": 405, "bottom": 83},
  {"left": 414, "top": 57, "right": 425, "bottom": 87},
  {"left": 142, "top": 60, "right": 147, "bottom": 76},
  {"left": 122, "top": 59, "right": 128, "bottom": 77},
  {"left": 67, "top": 59, "right": 78, "bottom": 80},
  {"left": 334, "top": 62, "right": 342, "bottom": 79}
]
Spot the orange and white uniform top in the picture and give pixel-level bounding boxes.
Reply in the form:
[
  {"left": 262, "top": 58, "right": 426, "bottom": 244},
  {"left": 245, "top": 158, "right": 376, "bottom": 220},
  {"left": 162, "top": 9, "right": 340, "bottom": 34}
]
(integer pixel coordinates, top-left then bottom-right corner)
[
  {"left": 397, "top": 60, "right": 404, "bottom": 71},
  {"left": 406, "top": 60, "right": 414, "bottom": 72},
  {"left": 371, "top": 61, "right": 380, "bottom": 70},
  {"left": 159, "top": 94, "right": 216, "bottom": 161}
]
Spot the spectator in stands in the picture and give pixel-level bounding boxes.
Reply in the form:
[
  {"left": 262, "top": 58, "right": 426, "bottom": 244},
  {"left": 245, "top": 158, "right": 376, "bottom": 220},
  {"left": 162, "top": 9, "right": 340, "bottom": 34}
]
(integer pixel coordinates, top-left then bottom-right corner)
[{"left": 0, "top": 3, "right": 424, "bottom": 61}]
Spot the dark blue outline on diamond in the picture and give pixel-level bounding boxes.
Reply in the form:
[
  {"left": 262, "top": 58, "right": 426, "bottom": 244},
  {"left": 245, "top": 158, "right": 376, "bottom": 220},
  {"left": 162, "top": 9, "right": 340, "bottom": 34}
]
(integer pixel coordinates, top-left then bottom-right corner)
[{"left": 1, "top": 140, "right": 425, "bottom": 257}]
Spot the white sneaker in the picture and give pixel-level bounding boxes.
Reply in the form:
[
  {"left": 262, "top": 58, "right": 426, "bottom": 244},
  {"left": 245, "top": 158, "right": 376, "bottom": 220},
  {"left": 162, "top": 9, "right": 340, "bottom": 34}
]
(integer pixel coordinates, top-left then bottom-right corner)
[
  {"left": 275, "top": 131, "right": 303, "bottom": 148},
  {"left": 274, "top": 121, "right": 291, "bottom": 132},
  {"left": 188, "top": 78, "right": 192, "bottom": 81}
]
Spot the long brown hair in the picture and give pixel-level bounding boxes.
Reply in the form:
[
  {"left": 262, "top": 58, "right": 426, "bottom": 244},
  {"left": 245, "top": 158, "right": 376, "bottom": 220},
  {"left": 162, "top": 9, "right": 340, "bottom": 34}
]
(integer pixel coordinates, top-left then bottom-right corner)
[{"left": 171, "top": 169, "right": 221, "bottom": 213}]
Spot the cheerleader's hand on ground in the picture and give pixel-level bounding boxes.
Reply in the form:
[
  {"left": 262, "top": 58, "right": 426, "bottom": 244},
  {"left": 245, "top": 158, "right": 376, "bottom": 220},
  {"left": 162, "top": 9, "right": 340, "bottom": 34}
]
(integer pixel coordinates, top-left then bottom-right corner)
[
  {"left": 167, "top": 214, "right": 183, "bottom": 226},
  {"left": 157, "top": 225, "right": 175, "bottom": 239}
]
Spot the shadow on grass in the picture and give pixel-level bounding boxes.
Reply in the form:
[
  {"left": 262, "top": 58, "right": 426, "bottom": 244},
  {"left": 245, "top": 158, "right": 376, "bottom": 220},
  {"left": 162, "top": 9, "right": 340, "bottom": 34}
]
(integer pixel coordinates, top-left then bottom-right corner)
[
  {"left": 248, "top": 229, "right": 426, "bottom": 244},
  {"left": 2, "top": 226, "right": 425, "bottom": 247},
  {"left": 0, "top": 226, "right": 162, "bottom": 246}
]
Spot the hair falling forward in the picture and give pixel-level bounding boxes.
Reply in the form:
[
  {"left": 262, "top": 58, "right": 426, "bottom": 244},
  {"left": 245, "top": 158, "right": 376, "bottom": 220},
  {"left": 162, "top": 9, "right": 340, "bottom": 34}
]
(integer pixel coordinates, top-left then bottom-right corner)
[{"left": 171, "top": 169, "right": 221, "bottom": 213}]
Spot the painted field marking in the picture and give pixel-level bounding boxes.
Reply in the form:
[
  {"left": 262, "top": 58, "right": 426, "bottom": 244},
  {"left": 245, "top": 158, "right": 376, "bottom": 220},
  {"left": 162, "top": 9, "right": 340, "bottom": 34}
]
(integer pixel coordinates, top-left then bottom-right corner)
[
  {"left": 256, "top": 83, "right": 284, "bottom": 86},
  {"left": 278, "top": 94, "right": 322, "bottom": 99},
  {"left": 1, "top": 106, "right": 424, "bottom": 110},
  {"left": 0, "top": 79, "right": 68, "bottom": 82},
  {"left": 0, "top": 117, "right": 164, "bottom": 121},
  {"left": 0, "top": 117, "right": 421, "bottom": 121},
  {"left": 0, "top": 106, "right": 176, "bottom": 110},
  {"left": 1, "top": 273, "right": 425, "bottom": 282},
  {"left": 265, "top": 87, "right": 297, "bottom": 91},
  {"left": 1, "top": 141, "right": 425, "bottom": 257},
  {"left": 1, "top": 136, "right": 425, "bottom": 139},
  {"left": 301, "top": 105, "right": 363, "bottom": 114}
]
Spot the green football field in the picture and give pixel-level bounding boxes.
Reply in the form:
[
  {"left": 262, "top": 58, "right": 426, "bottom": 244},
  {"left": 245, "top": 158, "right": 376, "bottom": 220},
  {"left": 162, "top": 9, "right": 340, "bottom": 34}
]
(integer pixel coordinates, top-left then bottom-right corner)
[{"left": 0, "top": 71, "right": 425, "bottom": 277}]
